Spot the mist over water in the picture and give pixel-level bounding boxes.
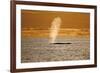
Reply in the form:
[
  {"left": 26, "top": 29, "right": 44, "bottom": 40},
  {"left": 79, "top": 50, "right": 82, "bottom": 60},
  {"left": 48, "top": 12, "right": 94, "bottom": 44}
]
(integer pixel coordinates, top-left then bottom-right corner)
[{"left": 49, "top": 17, "right": 62, "bottom": 43}]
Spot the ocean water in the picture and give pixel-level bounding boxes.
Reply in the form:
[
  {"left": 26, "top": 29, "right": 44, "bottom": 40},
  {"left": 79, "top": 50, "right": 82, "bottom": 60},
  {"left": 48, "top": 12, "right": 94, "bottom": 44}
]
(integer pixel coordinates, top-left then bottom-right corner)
[{"left": 21, "top": 37, "right": 90, "bottom": 63}]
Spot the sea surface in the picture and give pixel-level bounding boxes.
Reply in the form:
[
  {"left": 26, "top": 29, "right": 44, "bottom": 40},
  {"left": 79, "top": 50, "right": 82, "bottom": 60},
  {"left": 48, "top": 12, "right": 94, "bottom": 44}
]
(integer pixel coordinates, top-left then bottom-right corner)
[{"left": 21, "top": 37, "right": 90, "bottom": 63}]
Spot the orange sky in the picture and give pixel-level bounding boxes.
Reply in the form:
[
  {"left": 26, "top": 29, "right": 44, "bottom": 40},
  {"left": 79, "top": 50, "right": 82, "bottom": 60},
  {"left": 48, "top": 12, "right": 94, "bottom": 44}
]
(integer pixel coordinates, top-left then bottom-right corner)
[{"left": 21, "top": 10, "right": 90, "bottom": 29}]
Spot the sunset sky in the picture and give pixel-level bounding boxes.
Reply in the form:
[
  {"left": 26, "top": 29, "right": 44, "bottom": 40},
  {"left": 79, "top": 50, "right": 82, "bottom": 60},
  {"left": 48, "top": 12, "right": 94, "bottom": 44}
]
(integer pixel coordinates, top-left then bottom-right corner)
[
  {"left": 21, "top": 10, "right": 90, "bottom": 38},
  {"left": 21, "top": 10, "right": 90, "bottom": 29}
]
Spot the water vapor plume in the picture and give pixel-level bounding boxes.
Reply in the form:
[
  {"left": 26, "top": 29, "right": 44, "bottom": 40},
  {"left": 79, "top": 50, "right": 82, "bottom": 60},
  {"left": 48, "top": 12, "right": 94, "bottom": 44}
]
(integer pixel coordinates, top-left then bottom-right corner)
[{"left": 49, "top": 17, "right": 62, "bottom": 43}]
